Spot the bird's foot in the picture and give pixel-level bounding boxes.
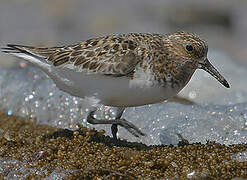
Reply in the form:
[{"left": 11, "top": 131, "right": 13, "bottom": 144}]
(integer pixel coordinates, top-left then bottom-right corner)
[{"left": 87, "top": 110, "right": 146, "bottom": 142}]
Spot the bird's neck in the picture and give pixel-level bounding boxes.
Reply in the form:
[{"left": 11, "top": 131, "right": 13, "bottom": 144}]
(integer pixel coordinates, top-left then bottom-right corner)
[{"left": 150, "top": 59, "right": 197, "bottom": 88}]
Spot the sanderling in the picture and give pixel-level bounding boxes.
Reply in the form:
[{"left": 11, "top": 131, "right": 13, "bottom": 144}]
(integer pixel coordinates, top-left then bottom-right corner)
[{"left": 2, "top": 32, "right": 229, "bottom": 142}]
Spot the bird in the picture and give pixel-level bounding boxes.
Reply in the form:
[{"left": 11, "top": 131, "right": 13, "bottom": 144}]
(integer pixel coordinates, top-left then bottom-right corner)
[{"left": 2, "top": 31, "right": 230, "bottom": 143}]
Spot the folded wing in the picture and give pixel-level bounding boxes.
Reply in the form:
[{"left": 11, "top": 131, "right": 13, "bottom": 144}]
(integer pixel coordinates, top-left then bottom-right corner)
[{"left": 2, "top": 34, "right": 143, "bottom": 77}]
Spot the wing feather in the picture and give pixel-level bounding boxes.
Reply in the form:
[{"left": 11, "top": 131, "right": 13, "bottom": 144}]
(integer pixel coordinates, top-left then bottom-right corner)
[
  {"left": 48, "top": 34, "right": 142, "bottom": 75},
  {"left": 3, "top": 33, "right": 156, "bottom": 76}
]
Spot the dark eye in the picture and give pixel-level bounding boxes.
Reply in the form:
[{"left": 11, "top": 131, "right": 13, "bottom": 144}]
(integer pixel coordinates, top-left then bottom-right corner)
[{"left": 185, "top": 44, "right": 194, "bottom": 53}]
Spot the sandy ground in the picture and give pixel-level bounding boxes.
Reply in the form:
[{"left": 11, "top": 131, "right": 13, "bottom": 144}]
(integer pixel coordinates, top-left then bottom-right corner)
[{"left": 0, "top": 111, "right": 246, "bottom": 179}]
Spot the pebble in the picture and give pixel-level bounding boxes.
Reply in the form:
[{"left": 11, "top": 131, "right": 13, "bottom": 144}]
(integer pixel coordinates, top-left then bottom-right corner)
[{"left": 0, "top": 111, "right": 246, "bottom": 179}]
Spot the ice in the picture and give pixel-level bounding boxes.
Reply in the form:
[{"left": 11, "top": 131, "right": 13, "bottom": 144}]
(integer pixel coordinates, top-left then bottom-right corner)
[{"left": 0, "top": 50, "right": 247, "bottom": 145}]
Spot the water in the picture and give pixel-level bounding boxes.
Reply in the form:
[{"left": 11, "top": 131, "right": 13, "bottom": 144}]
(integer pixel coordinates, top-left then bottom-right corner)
[{"left": 0, "top": 158, "right": 76, "bottom": 179}]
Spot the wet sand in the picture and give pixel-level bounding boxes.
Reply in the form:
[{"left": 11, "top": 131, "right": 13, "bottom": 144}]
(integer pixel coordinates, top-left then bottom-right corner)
[{"left": 0, "top": 111, "right": 246, "bottom": 179}]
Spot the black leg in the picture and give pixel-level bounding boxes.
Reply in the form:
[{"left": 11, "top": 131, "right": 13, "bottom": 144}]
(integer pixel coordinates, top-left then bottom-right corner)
[
  {"left": 111, "top": 107, "right": 125, "bottom": 144},
  {"left": 111, "top": 124, "right": 118, "bottom": 144},
  {"left": 86, "top": 107, "right": 146, "bottom": 142}
]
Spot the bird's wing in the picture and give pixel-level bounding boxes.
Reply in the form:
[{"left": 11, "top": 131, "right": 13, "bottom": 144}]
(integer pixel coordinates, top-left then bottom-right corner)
[{"left": 3, "top": 34, "right": 144, "bottom": 76}]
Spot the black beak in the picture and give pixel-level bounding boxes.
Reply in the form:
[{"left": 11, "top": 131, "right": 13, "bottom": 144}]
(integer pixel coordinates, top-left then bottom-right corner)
[{"left": 199, "top": 58, "right": 230, "bottom": 88}]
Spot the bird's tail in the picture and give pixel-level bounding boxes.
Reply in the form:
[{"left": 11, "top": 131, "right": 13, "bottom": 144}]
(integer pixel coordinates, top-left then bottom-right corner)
[{"left": 1, "top": 44, "right": 55, "bottom": 69}]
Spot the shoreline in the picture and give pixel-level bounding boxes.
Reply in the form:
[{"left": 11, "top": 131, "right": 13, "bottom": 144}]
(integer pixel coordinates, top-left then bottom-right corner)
[{"left": 0, "top": 111, "right": 246, "bottom": 179}]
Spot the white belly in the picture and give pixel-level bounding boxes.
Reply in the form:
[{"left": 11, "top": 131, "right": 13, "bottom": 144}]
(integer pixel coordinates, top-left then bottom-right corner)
[{"left": 47, "top": 68, "right": 181, "bottom": 107}]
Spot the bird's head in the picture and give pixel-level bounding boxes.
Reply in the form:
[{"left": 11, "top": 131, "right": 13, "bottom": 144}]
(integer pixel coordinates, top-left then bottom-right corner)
[{"left": 166, "top": 31, "right": 229, "bottom": 88}]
